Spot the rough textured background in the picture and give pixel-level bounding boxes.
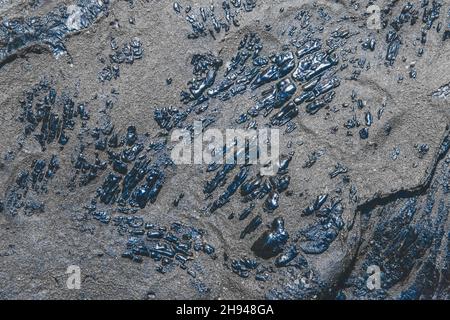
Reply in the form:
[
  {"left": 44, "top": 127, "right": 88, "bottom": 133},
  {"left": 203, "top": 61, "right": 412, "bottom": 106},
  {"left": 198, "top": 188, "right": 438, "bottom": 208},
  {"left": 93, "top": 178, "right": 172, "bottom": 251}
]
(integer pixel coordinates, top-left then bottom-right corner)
[{"left": 0, "top": 0, "right": 449, "bottom": 299}]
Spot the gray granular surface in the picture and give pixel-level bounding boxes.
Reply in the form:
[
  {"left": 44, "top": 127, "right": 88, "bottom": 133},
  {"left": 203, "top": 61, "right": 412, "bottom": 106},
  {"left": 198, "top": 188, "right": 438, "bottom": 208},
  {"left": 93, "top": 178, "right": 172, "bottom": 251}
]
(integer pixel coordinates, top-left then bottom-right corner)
[{"left": 0, "top": 0, "right": 449, "bottom": 299}]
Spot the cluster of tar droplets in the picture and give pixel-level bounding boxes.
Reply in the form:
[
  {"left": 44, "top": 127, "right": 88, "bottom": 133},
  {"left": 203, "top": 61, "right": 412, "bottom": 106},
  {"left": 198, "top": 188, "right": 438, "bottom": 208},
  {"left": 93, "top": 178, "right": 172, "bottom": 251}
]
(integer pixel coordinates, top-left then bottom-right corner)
[
  {"left": 4, "top": 74, "right": 219, "bottom": 277},
  {"left": 151, "top": 0, "right": 450, "bottom": 282},
  {"left": 0, "top": 0, "right": 110, "bottom": 65},
  {"left": 172, "top": 0, "right": 257, "bottom": 39},
  {"left": 1, "top": 0, "right": 450, "bottom": 289},
  {"left": 155, "top": 26, "right": 347, "bottom": 281},
  {"left": 336, "top": 134, "right": 450, "bottom": 300}
]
